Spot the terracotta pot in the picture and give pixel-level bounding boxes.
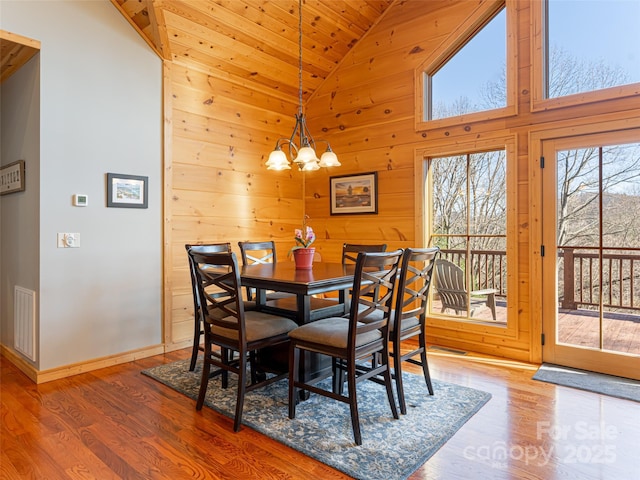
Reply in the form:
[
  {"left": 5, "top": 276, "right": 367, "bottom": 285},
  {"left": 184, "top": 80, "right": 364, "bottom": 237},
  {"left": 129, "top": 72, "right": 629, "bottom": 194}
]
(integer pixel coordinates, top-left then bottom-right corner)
[{"left": 293, "top": 247, "right": 315, "bottom": 270}]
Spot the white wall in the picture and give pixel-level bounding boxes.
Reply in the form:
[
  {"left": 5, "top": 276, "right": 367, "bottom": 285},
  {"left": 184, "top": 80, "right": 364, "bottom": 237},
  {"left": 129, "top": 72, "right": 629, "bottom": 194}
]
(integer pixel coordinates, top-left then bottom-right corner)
[{"left": 0, "top": 0, "right": 162, "bottom": 370}]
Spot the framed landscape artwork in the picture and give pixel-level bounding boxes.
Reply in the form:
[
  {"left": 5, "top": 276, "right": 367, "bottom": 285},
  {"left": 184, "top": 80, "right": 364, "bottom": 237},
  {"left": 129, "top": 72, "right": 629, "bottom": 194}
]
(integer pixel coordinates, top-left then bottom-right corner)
[
  {"left": 106, "top": 173, "right": 148, "bottom": 208},
  {"left": 330, "top": 172, "right": 378, "bottom": 215}
]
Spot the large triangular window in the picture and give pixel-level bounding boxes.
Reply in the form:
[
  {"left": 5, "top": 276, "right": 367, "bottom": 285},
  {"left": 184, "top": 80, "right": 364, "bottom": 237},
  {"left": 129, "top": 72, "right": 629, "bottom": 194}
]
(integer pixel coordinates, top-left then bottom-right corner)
[
  {"left": 415, "top": 1, "right": 513, "bottom": 129},
  {"left": 428, "top": 8, "right": 505, "bottom": 121}
]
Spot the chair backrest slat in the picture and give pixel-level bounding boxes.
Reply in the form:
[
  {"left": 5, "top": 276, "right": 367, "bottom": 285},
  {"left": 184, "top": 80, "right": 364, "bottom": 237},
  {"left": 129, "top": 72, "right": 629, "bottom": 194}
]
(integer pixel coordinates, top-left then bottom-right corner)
[
  {"left": 342, "top": 243, "right": 387, "bottom": 265},
  {"left": 188, "top": 249, "right": 247, "bottom": 344},
  {"left": 395, "top": 247, "right": 439, "bottom": 329},
  {"left": 185, "top": 243, "right": 232, "bottom": 310},
  {"left": 349, "top": 249, "right": 403, "bottom": 343},
  {"left": 238, "top": 241, "right": 277, "bottom": 265},
  {"left": 238, "top": 241, "right": 278, "bottom": 300}
]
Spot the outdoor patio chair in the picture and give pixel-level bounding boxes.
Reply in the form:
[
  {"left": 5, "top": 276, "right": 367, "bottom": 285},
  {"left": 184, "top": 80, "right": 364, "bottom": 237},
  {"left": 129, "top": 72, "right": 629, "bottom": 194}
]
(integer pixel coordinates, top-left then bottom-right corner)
[{"left": 434, "top": 258, "right": 497, "bottom": 320}]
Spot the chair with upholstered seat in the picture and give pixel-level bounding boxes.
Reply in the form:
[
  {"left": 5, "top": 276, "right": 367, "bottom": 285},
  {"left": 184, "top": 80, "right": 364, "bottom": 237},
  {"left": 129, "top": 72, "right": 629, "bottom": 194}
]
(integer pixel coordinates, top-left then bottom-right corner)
[
  {"left": 238, "top": 241, "right": 294, "bottom": 303},
  {"left": 388, "top": 247, "right": 439, "bottom": 414},
  {"left": 288, "top": 249, "right": 403, "bottom": 445},
  {"left": 188, "top": 249, "right": 298, "bottom": 432},
  {"left": 434, "top": 258, "right": 497, "bottom": 320},
  {"left": 340, "top": 243, "right": 388, "bottom": 304},
  {"left": 185, "top": 243, "right": 232, "bottom": 371}
]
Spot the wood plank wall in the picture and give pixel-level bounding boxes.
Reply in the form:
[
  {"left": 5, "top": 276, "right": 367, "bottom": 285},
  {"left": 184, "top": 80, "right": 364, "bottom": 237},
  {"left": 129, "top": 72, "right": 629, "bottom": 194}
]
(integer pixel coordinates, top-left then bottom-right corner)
[
  {"left": 165, "top": 64, "right": 305, "bottom": 348},
  {"left": 164, "top": 0, "right": 640, "bottom": 362}
]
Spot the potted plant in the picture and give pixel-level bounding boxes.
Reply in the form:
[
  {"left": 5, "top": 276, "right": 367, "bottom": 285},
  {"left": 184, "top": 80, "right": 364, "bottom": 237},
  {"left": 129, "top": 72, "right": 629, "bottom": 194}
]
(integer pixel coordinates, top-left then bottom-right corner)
[{"left": 289, "top": 215, "right": 316, "bottom": 269}]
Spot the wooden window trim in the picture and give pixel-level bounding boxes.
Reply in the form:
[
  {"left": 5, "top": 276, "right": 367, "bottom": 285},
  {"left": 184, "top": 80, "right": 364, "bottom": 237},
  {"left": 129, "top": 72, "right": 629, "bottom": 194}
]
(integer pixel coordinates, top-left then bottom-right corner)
[
  {"left": 414, "top": 133, "right": 519, "bottom": 338},
  {"left": 414, "top": 0, "right": 517, "bottom": 132},
  {"left": 530, "top": 0, "right": 640, "bottom": 113}
]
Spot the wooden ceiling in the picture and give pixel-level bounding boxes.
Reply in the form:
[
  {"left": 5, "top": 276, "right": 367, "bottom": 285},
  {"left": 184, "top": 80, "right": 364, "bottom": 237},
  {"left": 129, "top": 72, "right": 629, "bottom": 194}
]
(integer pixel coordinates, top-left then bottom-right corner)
[
  {"left": 0, "top": 30, "right": 40, "bottom": 85},
  {"left": 111, "top": 0, "right": 396, "bottom": 100},
  {"left": 1, "top": 1, "right": 395, "bottom": 97}
]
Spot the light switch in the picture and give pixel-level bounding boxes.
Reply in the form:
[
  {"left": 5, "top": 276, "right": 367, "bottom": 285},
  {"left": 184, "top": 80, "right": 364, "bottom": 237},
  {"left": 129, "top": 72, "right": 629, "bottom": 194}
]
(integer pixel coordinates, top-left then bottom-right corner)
[{"left": 57, "top": 233, "right": 80, "bottom": 248}]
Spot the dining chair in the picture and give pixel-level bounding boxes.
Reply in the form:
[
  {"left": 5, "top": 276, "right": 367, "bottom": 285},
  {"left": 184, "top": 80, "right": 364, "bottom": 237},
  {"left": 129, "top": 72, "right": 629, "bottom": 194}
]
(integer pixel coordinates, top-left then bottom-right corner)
[
  {"left": 185, "top": 243, "right": 232, "bottom": 371},
  {"left": 287, "top": 249, "right": 403, "bottom": 445},
  {"left": 341, "top": 243, "right": 388, "bottom": 264},
  {"left": 188, "top": 249, "right": 298, "bottom": 432},
  {"left": 238, "top": 241, "right": 294, "bottom": 303},
  {"left": 434, "top": 258, "right": 497, "bottom": 320},
  {"left": 340, "top": 243, "right": 388, "bottom": 305},
  {"left": 388, "top": 247, "right": 439, "bottom": 414}
]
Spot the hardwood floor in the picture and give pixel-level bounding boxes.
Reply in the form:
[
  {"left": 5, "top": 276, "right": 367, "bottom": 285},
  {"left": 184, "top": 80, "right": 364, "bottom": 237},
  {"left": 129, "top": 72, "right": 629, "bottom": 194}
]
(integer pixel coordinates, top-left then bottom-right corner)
[{"left": 2, "top": 347, "right": 639, "bottom": 480}]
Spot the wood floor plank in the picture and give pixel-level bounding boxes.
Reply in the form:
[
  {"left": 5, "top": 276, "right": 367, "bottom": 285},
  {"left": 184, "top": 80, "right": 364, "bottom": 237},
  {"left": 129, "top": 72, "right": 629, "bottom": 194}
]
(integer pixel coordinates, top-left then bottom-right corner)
[{"left": 2, "top": 347, "right": 639, "bottom": 480}]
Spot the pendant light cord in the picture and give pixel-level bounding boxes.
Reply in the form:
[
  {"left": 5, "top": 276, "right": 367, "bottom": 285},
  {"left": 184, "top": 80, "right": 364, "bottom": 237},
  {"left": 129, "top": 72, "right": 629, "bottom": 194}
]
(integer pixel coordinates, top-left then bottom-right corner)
[
  {"left": 298, "top": 0, "right": 303, "bottom": 116},
  {"left": 299, "top": 1, "right": 306, "bottom": 220}
]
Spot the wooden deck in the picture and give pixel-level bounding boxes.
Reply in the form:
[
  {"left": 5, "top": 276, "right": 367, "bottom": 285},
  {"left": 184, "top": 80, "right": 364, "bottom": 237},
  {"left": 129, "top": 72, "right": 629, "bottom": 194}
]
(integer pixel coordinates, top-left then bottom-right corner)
[
  {"left": 557, "top": 309, "right": 640, "bottom": 355},
  {"left": 431, "top": 300, "right": 640, "bottom": 355}
]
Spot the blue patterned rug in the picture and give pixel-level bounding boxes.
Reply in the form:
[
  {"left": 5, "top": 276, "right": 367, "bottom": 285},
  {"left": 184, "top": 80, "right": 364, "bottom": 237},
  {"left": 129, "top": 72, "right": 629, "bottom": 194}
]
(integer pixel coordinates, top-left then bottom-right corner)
[{"left": 142, "top": 359, "right": 491, "bottom": 480}]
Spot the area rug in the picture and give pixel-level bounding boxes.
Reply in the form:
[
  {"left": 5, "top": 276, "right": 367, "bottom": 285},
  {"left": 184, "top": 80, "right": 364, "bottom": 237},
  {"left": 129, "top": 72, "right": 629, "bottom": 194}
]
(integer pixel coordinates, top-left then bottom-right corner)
[
  {"left": 533, "top": 363, "right": 640, "bottom": 402},
  {"left": 142, "top": 359, "right": 491, "bottom": 480}
]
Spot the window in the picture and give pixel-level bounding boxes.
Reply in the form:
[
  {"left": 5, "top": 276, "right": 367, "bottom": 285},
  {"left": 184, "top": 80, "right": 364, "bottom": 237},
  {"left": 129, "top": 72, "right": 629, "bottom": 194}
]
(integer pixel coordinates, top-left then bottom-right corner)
[
  {"left": 546, "top": 0, "right": 640, "bottom": 99},
  {"left": 428, "top": 149, "right": 507, "bottom": 324},
  {"left": 429, "top": 9, "right": 506, "bottom": 120},
  {"left": 415, "top": 0, "right": 514, "bottom": 130}
]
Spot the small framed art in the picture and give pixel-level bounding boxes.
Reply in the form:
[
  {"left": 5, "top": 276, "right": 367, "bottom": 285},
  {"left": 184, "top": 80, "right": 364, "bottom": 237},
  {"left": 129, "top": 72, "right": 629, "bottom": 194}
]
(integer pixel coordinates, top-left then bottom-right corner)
[
  {"left": 330, "top": 172, "right": 378, "bottom": 215},
  {"left": 1, "top": 160, "right": 25, "bottom": 195},
  {"left": 106, "top": 173, "right": 148, "bottom": 209}
]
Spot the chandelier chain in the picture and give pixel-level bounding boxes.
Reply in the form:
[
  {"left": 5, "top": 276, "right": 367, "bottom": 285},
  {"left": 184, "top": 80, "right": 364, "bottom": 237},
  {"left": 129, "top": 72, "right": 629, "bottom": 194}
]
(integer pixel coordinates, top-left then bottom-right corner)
[
  {"left": 298, "top": 0, "right": 303, "bottom": 115},
  {"left": 264, "top": 0, "right": 340, "bottom": 171}
]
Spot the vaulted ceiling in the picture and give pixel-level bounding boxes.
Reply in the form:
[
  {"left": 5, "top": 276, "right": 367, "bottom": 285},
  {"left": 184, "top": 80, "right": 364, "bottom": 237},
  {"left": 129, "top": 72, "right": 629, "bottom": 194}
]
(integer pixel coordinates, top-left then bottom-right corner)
[
  {"left": 0, "top": 30, "right": 40, "bottom": 84},
  {"left": 111, "top": 0, "right": 396, "bottom": 101}
]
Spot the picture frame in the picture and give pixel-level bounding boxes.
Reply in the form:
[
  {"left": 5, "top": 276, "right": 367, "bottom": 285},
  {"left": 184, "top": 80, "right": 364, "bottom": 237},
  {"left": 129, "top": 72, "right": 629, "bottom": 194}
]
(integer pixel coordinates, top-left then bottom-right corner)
[
  {"left": 330, "top": 172, "right": 378, "bottom": 215},
  {"left": 1, "top": 160, "right": 25, "bottom": 195},
  {"left": 106, "top": 173, "right": 148, "bottom": 208}
]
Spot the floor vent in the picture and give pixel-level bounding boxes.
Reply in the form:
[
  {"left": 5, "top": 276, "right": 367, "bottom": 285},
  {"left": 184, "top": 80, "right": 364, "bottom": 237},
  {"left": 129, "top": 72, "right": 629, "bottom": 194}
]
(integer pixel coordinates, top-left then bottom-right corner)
[
  {"left": 14, "top": 286, "right": 36, "bottom": 361},
  {"left": 428, "top": 345, "right": 467, "bottom": 355}
]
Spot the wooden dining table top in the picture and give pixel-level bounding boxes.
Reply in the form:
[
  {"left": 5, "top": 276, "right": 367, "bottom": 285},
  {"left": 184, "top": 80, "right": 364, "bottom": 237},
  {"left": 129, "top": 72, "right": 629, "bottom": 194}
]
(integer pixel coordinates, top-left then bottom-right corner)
[
  {"left": 240, "top": 261, "right": 356, "bottom": 297},
  {"left": 240, "top": 261, "right": 356, "bottom": 324}
]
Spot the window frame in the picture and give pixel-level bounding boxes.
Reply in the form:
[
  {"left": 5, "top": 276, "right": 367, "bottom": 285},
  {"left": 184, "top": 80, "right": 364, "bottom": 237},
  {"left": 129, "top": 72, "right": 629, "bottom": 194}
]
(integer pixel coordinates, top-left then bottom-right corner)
[
  {"left": 415, "top": 134, "right": 519, "bottom": 337},
  {"left": 414, "top": 0, "right": 517, "bottom": 132},
  {"left": 531, "top": 0, "right": 640, "bottom": 113}
]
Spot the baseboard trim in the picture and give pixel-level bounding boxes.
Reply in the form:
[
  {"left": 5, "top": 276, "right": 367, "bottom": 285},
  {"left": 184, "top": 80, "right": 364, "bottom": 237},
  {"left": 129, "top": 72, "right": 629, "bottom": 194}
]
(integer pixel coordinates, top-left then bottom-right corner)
[
  {"left": 1, "top": 344, "right": 166, "bottom": 384},
  {"left": 1, "top": 346, "right": 38, "bottom": 382}
]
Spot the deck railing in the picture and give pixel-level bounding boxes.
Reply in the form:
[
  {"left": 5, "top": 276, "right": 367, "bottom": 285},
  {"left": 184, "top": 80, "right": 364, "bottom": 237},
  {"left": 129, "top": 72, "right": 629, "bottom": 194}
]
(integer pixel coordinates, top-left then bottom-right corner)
[
  {"left": 560, "top": 248, "right": 640, "bottom": 311},
  {"left": 440, "top": 248, "right": 640, "bottom": 312}
]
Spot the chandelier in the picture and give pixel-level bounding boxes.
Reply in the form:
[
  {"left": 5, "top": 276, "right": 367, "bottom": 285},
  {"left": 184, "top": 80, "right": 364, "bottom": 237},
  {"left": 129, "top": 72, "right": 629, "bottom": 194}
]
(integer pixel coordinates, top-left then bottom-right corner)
[{"left": 265, "top": 0, "right": 340, "bottom": 172}]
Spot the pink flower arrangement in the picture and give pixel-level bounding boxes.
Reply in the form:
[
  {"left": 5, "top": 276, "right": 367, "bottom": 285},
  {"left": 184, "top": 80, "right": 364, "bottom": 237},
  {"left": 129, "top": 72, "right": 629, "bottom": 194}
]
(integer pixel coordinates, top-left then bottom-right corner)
[{"left": 289, "top": 215, "right": 315, "bottom": 256}]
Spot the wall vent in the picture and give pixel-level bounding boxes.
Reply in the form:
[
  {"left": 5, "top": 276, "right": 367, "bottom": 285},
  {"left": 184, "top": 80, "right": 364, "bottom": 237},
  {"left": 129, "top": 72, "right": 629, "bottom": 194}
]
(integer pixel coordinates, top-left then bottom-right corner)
[{"left": 14, "top": 286, "right": 36, "bottom": 361}]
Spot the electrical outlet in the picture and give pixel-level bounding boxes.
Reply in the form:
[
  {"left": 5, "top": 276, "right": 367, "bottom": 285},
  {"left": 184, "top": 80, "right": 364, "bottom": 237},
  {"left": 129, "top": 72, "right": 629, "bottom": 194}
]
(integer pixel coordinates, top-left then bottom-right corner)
[{"left": 57, "top": 233, "right": 80, "bottom": 248}]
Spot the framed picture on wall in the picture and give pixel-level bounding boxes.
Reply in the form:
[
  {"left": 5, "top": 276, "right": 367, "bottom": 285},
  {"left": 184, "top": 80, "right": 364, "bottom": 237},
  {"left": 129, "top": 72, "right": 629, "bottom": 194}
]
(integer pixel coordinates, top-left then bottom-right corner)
[
  {"left": 1, "top": 160, "right": 25, "bottom": 195},
  {"left": 329, "top": 172, "right": 378, "bottom": 215},
  {"left": 106, "top": 173, "right": 148, "bottom": 208}
]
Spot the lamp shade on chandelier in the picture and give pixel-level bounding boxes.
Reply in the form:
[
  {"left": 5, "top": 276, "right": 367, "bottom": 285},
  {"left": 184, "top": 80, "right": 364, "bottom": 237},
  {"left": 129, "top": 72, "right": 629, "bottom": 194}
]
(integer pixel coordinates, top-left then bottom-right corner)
[{"left": 265, "top": 0, "right": 340, "bottom": 172}]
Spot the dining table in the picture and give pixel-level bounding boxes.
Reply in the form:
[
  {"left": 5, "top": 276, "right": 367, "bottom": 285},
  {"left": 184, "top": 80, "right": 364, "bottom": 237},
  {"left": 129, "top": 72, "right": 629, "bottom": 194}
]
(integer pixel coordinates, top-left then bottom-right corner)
[
  {"left": 240, "top": 261, "right": 356, "bottom": 388},
  {"left": 240, "top": 261, "right": 355, "bottom": 324}
]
